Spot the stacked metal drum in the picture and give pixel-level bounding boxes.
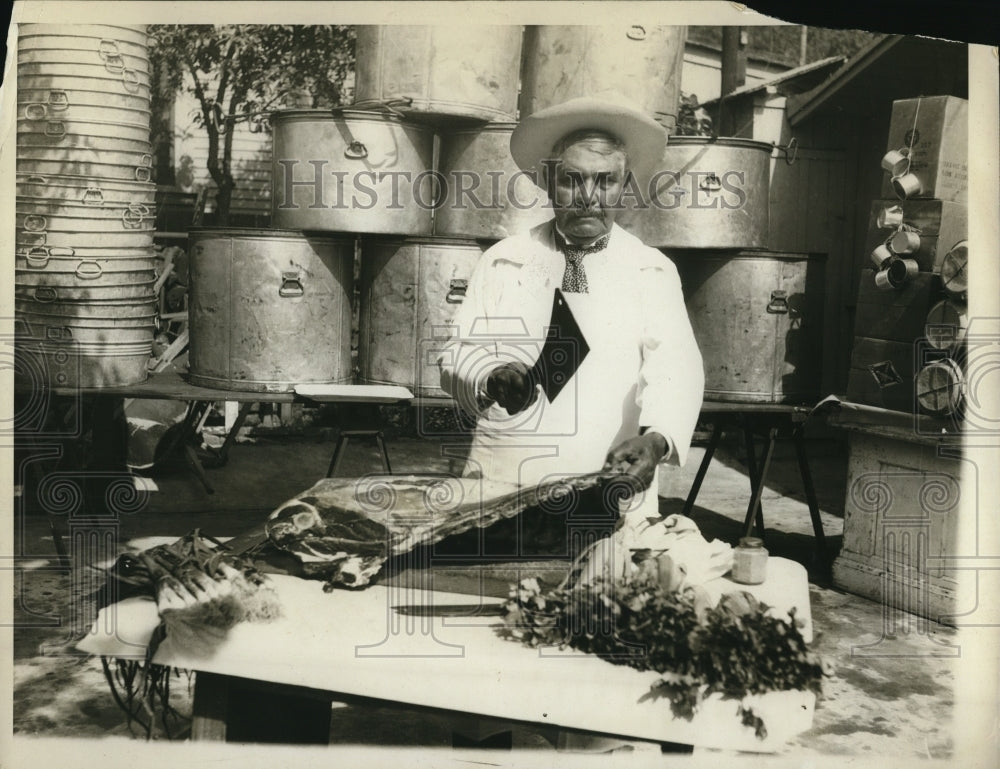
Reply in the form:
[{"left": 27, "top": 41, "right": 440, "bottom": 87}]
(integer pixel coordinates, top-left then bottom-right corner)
[{"left": 15, "top": 24, "right": 157, "bottom": 388}]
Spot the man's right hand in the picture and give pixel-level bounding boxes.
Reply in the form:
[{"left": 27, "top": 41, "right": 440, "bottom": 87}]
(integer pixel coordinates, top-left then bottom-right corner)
[{"left": 485, "top": 362, "right": 538, "bottom": 415}]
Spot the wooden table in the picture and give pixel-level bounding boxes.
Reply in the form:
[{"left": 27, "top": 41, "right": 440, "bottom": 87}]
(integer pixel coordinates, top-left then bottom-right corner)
[
  {"left": 77, "top": 559, "right": 816, "bottom": 752},
  {"left": 682, "top": 401, "right": 828, "bottom": 562}
]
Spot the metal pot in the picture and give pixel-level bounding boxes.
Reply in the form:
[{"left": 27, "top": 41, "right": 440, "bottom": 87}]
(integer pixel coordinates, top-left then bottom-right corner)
[
  {"left": 270, "top": 109, "right": 434, "bottom": 236},
  {"left": 358, "top": 236, "right": 488, "bottom": 397},
  {"left": 18, "top": 86, "right": 151, "bottom": 113},
  {"left": 618, "top": 137, "right": 773, "bottom": 249},
  {"left": 16, "top": 155, "right": 153, "bottom": 182},
  {"left": 353, "top": 25, "right": 522, "bottom": 123},
  {"left": 16, "top": 265, "right": 155, "bottom": 288},
  {"left": 15, "top": 297, "right": 158, "bottom": 320},
  {"left": 16, "top": 174, "right": 156, "bottom": 205},
  {"left": 671, "top": 249, "right": 825, "bottom": 404},
  {"left": 16, "top": 250, "right": 157, "bottom": 276},
  {"left": 16, "top": 315, "right": 155, "bottom": 345},
  {"left": 519, "top": 25, "right": 686, "bottom": 130},
  {"left": 434, "top": 122, "right": 552, "bottom": 239},
  {"left": 187, "top": 228, "right": 355, "bottom": 392},
  {"left": 15, "top": 241, "right": 156, "bottom": 261},
  {"left": 16, "top": 200, "right": 155, "bottom": 236},
  {"left": 18, "top": 48, "right": 150, "bottom": 73},
  {"left": 15, "top": 279, "right": 157, "bottom": 303},
  {"left": 18, "top": 23, "right": 148, "bottom": 46},
  {"left": 13, "top": 338, "right": 151, "bottom": 388},
  {"left": 17, "top": 73, "right": 151, "bottom": 100}
]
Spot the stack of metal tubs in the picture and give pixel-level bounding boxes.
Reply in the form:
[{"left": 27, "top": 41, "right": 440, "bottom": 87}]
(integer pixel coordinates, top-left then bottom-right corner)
[{"left": 15, "top": 24, "right": 157, "bottom": 388}]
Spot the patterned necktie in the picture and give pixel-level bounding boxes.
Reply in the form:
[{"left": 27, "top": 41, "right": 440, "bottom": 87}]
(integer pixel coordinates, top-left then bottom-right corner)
[{"left": 560, "top": 233, "right": 610, "bottom": 294}]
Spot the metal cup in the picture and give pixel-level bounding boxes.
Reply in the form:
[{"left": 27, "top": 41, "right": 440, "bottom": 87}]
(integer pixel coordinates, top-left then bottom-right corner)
[
  {"left": 870, "top": 243, "right": 894, "bottom": 269},
  {"left": 874, "top": 267, "right": 894, "bottom": 290},
  {"left": 877, "top": 204, "right": 904, "bottom": 229},
  {"left": 881, "top": 148, "right": 910, "bottom": 175},
  {"left": 892, "top": 172, "right": 922, "bottom": 199},
  {"left": 887, "top": 257, "right": 919, "bottom": 287},
  {"left": 890, "top": 230, "right": 921, "bottom": 254}
]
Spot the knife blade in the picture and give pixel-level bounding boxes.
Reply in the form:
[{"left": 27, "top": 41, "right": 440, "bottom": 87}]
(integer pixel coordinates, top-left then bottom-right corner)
[{"left": 528, "top": 288, "right": 590, "bottom": 403}]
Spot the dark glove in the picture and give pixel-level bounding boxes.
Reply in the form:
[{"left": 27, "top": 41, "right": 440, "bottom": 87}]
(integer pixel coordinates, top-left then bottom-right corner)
[
  {"left": 485, "top": 362, "right": 538, "bottom": 415},
  {"left": 603, "top": 432, "right": 669, "bottom": 492}
]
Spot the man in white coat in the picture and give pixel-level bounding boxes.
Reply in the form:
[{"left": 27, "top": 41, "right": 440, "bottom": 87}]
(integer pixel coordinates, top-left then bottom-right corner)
[{"left": 438, "top": 95, "right": 704, "bottom": 556}]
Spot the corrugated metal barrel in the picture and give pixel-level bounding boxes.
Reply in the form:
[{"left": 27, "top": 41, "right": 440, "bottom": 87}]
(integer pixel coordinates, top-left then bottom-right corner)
[
  {"left": 358, "top": 236, "right": 489, "bottom": 397},
  {"left": 187, "top": 228, "right": 355, "bottom": 392}
]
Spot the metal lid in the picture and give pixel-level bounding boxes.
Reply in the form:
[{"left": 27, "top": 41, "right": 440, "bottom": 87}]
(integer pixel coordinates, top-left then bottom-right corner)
[
  {"left": 187, "top": 227, "right": 355, "bottom": 244},
  {"left": 270, "top": 107, "right": 432, "bottom": 129},
  {"left": 738, "top": 537, "right": 765, "bottom": 549}
]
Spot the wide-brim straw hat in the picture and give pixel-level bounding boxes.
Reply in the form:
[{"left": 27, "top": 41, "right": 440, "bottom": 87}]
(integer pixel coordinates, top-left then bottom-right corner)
[{"left": 510, "top": 94, "right": 668, "bottom": 180}]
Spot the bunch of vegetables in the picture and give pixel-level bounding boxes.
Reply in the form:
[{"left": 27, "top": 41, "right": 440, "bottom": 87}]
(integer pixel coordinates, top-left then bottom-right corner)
[{"left": 498, "top": 573, "right": 828, "bottom": 738}]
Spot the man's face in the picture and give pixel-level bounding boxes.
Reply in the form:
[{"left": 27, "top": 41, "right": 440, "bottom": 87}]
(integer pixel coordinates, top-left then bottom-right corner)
[{"left": 550, "top": 139, "right": 627, "bottom": 243}]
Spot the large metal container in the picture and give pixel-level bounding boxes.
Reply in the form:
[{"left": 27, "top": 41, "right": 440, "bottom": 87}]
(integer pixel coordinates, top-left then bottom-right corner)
[
  {"left": 18, "top": 86, "right": 151, "bottom": 113},
  {"left": 18, "top": 48, "right": 150, "bottom": 73},
  {"left": 18, "top": 62, "right": 152, "bottom": 85},
  {"left": 358, "top": 236, "right": 488, "bottom": 397},
  {"left": 17, "top": 73, "right": 151, "bottom": 100},
  {"left": 16, "top": 174, "right": 156, "bottom": 205},
  {"left": 618, "top": 137, "right": 772, "bottom": 249},
  {"left": 434, "top": 122, "right": 552, "bottom": 239},
  {"left": 13, "top": 336, "right": 151, "bottom": 388},
  {"left": 353, "top": 26, "right": 522, "bottom": 123},
  {"left": 270, "top": 109, "right": 434, "bottom": 235},
  {"left": 671, "top": 250, "right": 825, "bottom": 404},
  {"left": 519, "top": 25, "right": 686, "bottom": 130},
  {"left": 15, "top": 297, "right": 157, "bottom": 321},
  {"left": 19, "top": 114, "right": 151, "bottom": 138},
  {"left": 15, "top": 279, "right": 157, "bottom": 303},
  {"left": 17, "top": 23, "right": 149, "bottom": 46},
  {"left": 16, "top": 200, "right": 155, "bottom": 248},
  {"left": 16, "top": 155, "right": 153, "bottom": 182},
  {"left": 18, "top": 129, "right": 151, "bottom": 154},
  {"left": 187, "top": 228, "right": 354, "bottom": 392},
  {"left": 18, "top": 311, "right": 155, "bottom": 345}
]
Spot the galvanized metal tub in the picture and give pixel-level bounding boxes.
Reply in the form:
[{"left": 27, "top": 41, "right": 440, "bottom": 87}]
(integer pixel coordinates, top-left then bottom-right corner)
[
  {"left": 13, "top": 336, "right": 151, "bottom": 388},
  {"left": 15, "top": 249, "right": 157, "bottom": 275},
  {"left": 17, "top": 62, "right": 152, "bottom": 86},
  {"left": 15, "top": 264, "right": 155, "bottom": 288},
  {"left": 187, "top": 228, "right": 354, "bottom": 392},
  {"left": 353, "top": 25, "right": 522, "bottom": 123},
  {"left": 15, "top": 297, "right": 157, "bottom": 321},
  {"left": 17, "top": 47, "right": 150, "bottom": 74},
  {"left": 16, "top": 174, "right": 156, "bottom": 205},
  {"left": 519, "top": 24, "right": 686, "bottom": 131},
  {"left": 18, "top": 86, "right": 151, "bottom": 113},
  {"left": 16, "top": 155, "right": 154, "bottom": 182},
  {"left": 671, "top": 249, "right": 825, "bottom": 404},
  {"left": 358, "top": 236, "right": 488, "bottom": 397},
  {"left": 17, "top": 311, "right": 155, "bottom": 345},
  {"left": 17, "top": 23, "right": 148, "bottom": 46},
  {"left": 15, "top": 278, "right": 157, "bottom": 303},
  {"left": 619, "top": 137, "right": 772, "bottom": 249},
  {"left": 434, "top": 122, "right": 552, "bottom": 239},
  {"left": 270, "top": 109, "right": 434, "bottom": 235},
  {"left": 16, "top": 73, "right": 151, "bottom": 100},
  {"left": 18, "top": 115, "right": 151, "bottom": 139},
  {"left": 16, "top": 200, "right": 155, "bottom": 248},
  {"left": 15, "top": 240, "right": 156, "bottom": 260},
  {"left": 18, "top": 130, "right": 151, "bottom": 154}
]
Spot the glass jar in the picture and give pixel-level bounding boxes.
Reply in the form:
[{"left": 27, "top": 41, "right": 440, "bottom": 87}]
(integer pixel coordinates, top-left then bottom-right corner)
[{"left": 731, "top": 537, "right": 768, "bottom": 585}]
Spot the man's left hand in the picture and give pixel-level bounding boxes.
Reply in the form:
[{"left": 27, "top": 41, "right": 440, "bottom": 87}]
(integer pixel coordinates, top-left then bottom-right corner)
[{"left": 603, "top": 432, "right": 669, "bottom": 491}]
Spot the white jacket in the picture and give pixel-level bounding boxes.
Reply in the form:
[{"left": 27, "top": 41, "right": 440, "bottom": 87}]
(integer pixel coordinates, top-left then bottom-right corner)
[{"left": 438, "top": 220, "right": 704, "bottom": 511}]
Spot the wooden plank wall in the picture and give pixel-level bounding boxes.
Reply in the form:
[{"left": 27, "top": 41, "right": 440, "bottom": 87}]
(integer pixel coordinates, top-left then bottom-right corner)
[{"left": 768, "top": 106, "right": 891, "bottom": 395}]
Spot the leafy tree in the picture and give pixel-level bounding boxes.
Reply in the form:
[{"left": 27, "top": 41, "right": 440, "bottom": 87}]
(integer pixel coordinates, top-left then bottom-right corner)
[{"left": 149, "top": 25, "right": 355, "bottom": 224}]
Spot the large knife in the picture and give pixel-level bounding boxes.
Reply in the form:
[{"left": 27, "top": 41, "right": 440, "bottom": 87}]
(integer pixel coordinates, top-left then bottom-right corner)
[{"left": 528, "top": 288, "right": 590, "bottom": 403}]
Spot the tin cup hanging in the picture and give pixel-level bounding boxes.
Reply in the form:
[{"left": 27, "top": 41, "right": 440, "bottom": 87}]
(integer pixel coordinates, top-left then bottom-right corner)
[
  {"left": 875, "top": 256, "right": 920, "bottom": 290},
  {"left": 881, "top": 148, "right": 910, "bottom": 176},
  {"left": 890, "top": 229, "right": 922, "bottom": 254},
  {"left": 876, "top": 204, "right": 905, "bottom": 229},
  {"left": 892, "top": 172, "right": 923, "bottom": 199},
  {"left": 870, "top": 242, "right": 894, "bottom": 270}
]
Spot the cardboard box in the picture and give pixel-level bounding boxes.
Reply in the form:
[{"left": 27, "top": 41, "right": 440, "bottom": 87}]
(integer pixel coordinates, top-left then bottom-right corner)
[
  {"left": 852, "top": 271, "right": 942, "bottom": 342},
  {"left": 865, "top": 199, "right": 968, "bottom": 273},
  {"left": 881, "top": 95, "right": 968, "bottom": 204}
]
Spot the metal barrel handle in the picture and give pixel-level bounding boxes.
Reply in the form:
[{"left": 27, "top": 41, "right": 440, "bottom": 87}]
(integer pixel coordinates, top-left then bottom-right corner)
[
  {"left": 48, "top": 90, "right": 69, "bottom": 111},
  {"left": 45, "top": 120, "right": 66, "bottom": 138},
  {"left": 627, "top": 25, "right": 647, "bottom": 40},
  {"left": 104, "top": 52, "right": 126, "bottom": 73},
  {"left": 446, "top": 279, "right": 468, "bottom": 303},
  {"left": 47, "top": 246, "right": 76, "bottom": 257},
  {"left": 773, "top": 137, "right": 798, "bottom": 166},
  {"left": 98, "top": 39, "right": 121, "bottom": 60},
  {"left": 82, "top": 187, "right": 105, "bottom": 205},
  {"left": 23, "top": 214, "right": 47, "bottom": 232},
  {"left": 34, "top": 286, "right": 58, "bottom": 303},
  {"left": 122, "top": 203, "right": 151, "bottom": 227},
  {"left": 46, "top": 326, "right": 74, "bottom": 341},
  {"left": 25, "top": 248, "right": 50, "bottom": 269},
  {"left": 279, "top": 272, "right": 304, "bottom": 298},
  {"left": 75, "top": 260, "right": 104, "bottom": 279},
  {"left": 24, "top": 102, "right": 48, "bottom": 120},
  {"left": 344, "top": 140, "right": 368, "bottom": 160},
  {"left": 135, "top": 166, "right": 152, "bottom": 182},
  {"left": 766, "top": 289, "right": 789, "bottom": 314},
  {"left": 121, "top": 68, "right": 141, "bottom": 93}
]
